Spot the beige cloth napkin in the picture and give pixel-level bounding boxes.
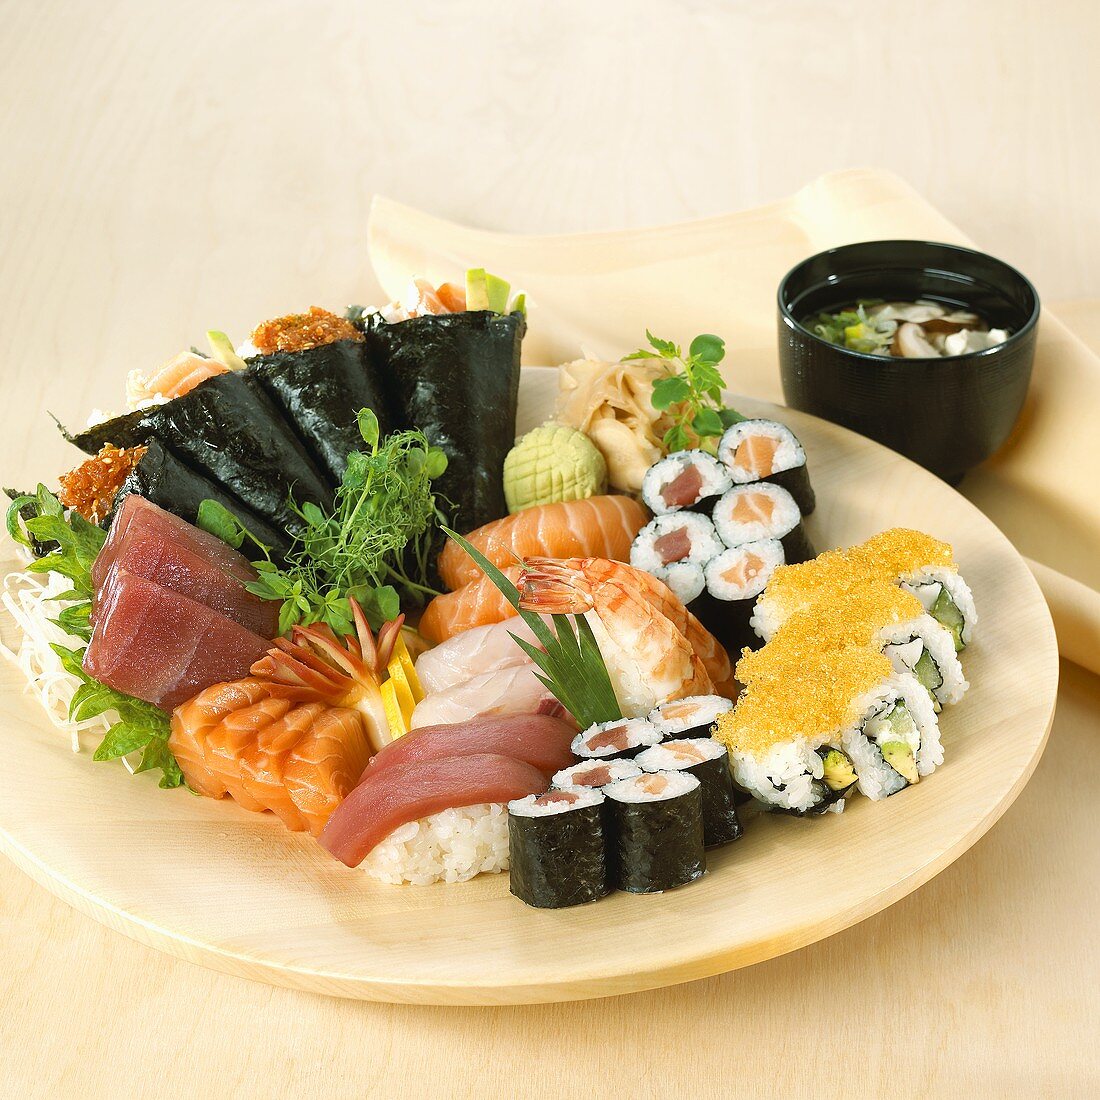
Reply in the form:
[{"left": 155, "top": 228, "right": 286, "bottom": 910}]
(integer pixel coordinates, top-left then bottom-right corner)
[{"left": 368, "top": 169, "right": 1100, "bottom": 674}]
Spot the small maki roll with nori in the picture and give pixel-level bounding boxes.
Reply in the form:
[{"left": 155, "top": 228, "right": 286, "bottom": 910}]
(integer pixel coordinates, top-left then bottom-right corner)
[
  {"left": 552, "top": 758, "right": 643, "bottom": 791},
  {"left": 712, "top": 483, "right": 815, "bottom": 565},
  {"left": 635, "top": 739, "right": 742, "bottom": 847},
  {"left": 630, "top": 512, "right": 723, "bottom": 574},
  {"left": 641, "top": 450, "right": 731, "bottom": 515},
  {"left": 571, "top": 717, "right": 662, "bottom": 761},
  {"left": 114, "top": 438, "right": 292, "bottom": 556},
  {"left": 694, "top": 539, "right": 786, "bottom": 653},
  {"left": 508, "top": 788, "right": 611, "bottom": 908},
  {"left": 651, "top": 561, "right": 707, "bottom": 606},
  {"left": 648, "top": 695, "right": 734, "bottom": 740},
  {"left": 604, "top": 771, "right": 706, "bottom": 893},
  {"left": 249, "top": 338, "right": 392, "bottom": 485},
  {"left": 717, "top": 419, "right": 815, "bottom": 514},
  {"left": 362, "top": 309, "right": 525, "bottom": 532}
]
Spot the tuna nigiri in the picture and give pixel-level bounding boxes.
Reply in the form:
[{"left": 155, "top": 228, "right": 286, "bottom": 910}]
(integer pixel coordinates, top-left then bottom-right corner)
[
  {"left": 409, "top": 663, "right": 555, "bottom": 730},
  {"left": 413, "top": 614, "right": 552, "bottom": 695},
  {"left": 438, "top": 495, "right": 647, "bottom": 591},
  {"left": 417, "top": 566, "right": 521, "bottom": 645},
  {"left": 320, "top": 753, "right": 548, "bottom": 867},
  {"left": 365, "top": 714, "right": 576, "bottom": 780},
  {"left": 84, "top": 570, "right": 272, "bottom": 710}
]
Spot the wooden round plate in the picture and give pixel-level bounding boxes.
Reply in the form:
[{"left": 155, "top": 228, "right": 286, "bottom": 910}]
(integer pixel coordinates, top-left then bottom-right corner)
[{"left": 0, "top": 369, "right": 1058, "bottom": 1005}]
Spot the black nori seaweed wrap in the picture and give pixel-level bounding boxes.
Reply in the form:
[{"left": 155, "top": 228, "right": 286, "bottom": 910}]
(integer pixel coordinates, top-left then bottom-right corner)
[
  {"left": 508, "top": 794, "right": 610, "bottom": 909},
  {"left": 689, "top": 590, "right": 758, "bottom": 655},
  {"left": 59, "top": 408, "right": 151, "bottom": 455},
  {"left": 249, "top": 339, "right": 391, "bottom": 484},
  {"left": 779, "top": 522, "right": 816, "bottom": 566},
  {"left": 605, "top": 774, "right": 706, "bottom": 893},
  {"left": 665, "top": 744, "right": 743, "bottom": 848},
  {"left": 766, "top": 464, "right": 816, "bottom": 516},
  {"left": 362, "top": 310, "right": 525, "bottom": 532},
  {"left": 114, "top": 438, "right": 292, "bottom": 556}
]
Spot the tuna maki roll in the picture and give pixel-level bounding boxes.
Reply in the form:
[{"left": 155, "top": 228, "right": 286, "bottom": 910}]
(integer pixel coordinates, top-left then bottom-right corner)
[
  {"left": 641, "top": 450, "right": 731, "bottom": 516},
  {"left": 635, "top": 738, "right": 742, "bottom": 847},
  {"left": 712, "top": 483, "right": 815, "bottom": 565},
  {"left": 717, "top": 419, "right": 815, "bottom": 514},
  {"left": 552, "top": 758, "right": 643, "bottom": 790},
  {"left": 630, "top": 512, "right": 723, "bottom": 574},
  {"left": 508, "top": 788, "right": 611, "bottom": 908},
  {"left": 571, "top": 718, "right": 663, "bottom": 761},
  {"left": 604, "top": 771, "right": 706, "bottom": 893}
]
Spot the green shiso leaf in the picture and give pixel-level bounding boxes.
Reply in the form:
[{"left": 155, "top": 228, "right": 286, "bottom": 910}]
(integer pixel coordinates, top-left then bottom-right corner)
[{"left": 441, "top": 528, "right": 622, "bottom": 728}]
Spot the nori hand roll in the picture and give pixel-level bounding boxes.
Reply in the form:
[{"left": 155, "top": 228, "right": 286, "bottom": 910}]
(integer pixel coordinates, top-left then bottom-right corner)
[
  {"left": 58, "top": 408, "right": 150, "bottom": 455},
  {"left": 508, "top": 789, "right": 611, "bottom": 909},
  {"left": 114, "top": 438, "right": 292, "bottom": 556},
  {"left": 362, "top": 310, "right": 525, "bottom": 532},
  {"left": 604, "top": 771, "right": 706, "bottom": 893},
  {"left": 249, "top": 338, "right": 391, "bottom": 484}
]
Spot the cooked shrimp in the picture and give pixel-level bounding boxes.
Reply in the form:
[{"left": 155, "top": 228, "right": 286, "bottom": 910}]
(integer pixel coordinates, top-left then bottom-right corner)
[{"left": 519, "top": 557, "right": 715, "bottom": 716}]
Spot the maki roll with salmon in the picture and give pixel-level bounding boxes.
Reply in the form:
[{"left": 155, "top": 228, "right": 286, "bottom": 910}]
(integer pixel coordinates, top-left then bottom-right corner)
[
  {"left": 572, "top": 717, "right": 663, "bottom": 761},
  {"left": 694, "top": 538, "right": 786, "bottom": 652},
  {"left": 630, "top": 513, "right": 724, "bottom": 575},
  {"left": 508, "top": 788, "right": 611, "bottom": 908},
  {"left": 648, "top": 695, "right": 734, "bottom": 740},
  {"left": 712, "top": 483, "right": 815, "bottom": 565},
  {"left": 651, "top": 561, "right": 707, "bottom": 606},
  {"left": 604, "top": 771, "right": 706, "bottom": 892},
  {"left": 552, "top": 758, "right": 643, "bottom": 790},
  {"left": 641, "top": 450, "right": 731, "bottom": 515},
  {"left": 718, "top": 419, "right": 815, "bottom": 515},
  {"left": 635, "top": 738, "right": 742, "bottom": 847}
]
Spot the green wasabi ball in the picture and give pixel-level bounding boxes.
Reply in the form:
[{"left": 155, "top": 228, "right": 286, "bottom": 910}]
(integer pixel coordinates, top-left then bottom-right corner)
[{"left": 503, "top": 423, "right": 608, "bottom": 513}]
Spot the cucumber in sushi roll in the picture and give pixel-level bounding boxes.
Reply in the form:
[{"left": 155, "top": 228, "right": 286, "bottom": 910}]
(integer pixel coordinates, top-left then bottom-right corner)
[
  {"left": 641, "top": 450, "right": 731, "bottom": 516},
  {"left": 717, "top": 419, "right": 815, "bottom": 514},
  {"left": 571, "top": 717, "right": 663, "bottom": 761},
  {"left": 508, "top": 789, "right": 611, "bottom": 909},
  {"left": 604, "top": 771, "right": 706, "bottom": 893},
  {"left": 635, "top": 738, "right": 742, "bottom": 847},
  {"left": 898, "top": 568, "right": 977, "bottom": 652},
  {"left": 712, "top": 483, "right": 815, "bottom": 565},
  {"left": 630, "top": 512, "right": 724, "bottom": 574}
]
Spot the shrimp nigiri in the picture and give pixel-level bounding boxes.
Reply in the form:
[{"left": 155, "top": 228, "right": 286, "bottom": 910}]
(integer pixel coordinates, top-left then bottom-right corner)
[{"left": 519, "top": 557, "right": 715, "bottom": 717}]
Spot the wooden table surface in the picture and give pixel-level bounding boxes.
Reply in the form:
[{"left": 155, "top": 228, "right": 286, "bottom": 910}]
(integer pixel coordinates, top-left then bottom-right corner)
[{"left": 3, "top": 2, "right": 1100, "bottom": 1095}]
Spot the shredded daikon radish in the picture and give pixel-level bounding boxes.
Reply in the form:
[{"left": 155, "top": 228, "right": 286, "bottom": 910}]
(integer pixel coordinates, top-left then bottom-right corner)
[{"left": 0, "top": 566, "right": 115, "bottom": 753}]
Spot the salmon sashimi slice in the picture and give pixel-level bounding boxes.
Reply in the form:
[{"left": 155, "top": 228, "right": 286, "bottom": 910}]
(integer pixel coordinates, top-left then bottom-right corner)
[
  {"left": 722, "top": 553, "right": 766, "bottom": 588},
  {"left": 320, "top": 753, "right": 549, "bottom": 867},
  {"left": 660, "top": 464, "right": 704, "bottom": 509},
  {"left": 128, "top": 351, "right": 229, "bottom": 406},
  {"left": 732, "top": 434, "right": 779, "bottom": 477},
  {"left": 84, "top": 571, "right": 272, "bottom": 711},
  {"left": 284, "top": 707, "right": 372, "bottom": 836},
  {"left": 364, "top": 713, "right": 576, "bottom": 782},
  {"left": 417, "top": 567, "right": 521, "bottom": 645},
  {"left": 731, "top": 491, "right": 776, "bottom": 525},
  {"left": 235, "top": 704, "right": 320, "bottom": 833},
  {"left": 408, "top": 664, "right": 555, "bottom": 730},
  {"left": 413, "top": 615, "right": 551, "bottom": 695},
  {"left": 437, "top": 496, "right": 648, "bottom": 592}
]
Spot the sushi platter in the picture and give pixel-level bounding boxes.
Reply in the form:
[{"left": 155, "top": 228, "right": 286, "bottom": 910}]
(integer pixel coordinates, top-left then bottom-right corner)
[{"left": 0, "top": 313, "right": 1057, "bottom": 1002}]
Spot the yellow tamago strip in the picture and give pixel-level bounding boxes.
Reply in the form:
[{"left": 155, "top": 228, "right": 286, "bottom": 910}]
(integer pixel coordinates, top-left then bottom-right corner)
[
  {"left": 387, "top": 660, "right": 418, "bottom": 726},
  {"left": 380, "top": 679, "right": 410, "bottom": 740},
  {"left": 389, "top": 635, "right": 424, "bottom": 703}
]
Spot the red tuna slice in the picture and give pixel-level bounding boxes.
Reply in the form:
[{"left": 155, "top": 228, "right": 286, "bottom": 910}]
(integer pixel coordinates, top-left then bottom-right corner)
[
  {"left": 320, "top": 753, "right": 548, "bottom": 867},
  {"left": 660, "top": 463, "right": 703, "bottom": 509},
  {"left": 95, "top": 518, "right": 277, "bottom": 637},
  {"left": 92, "top": 495, "right": 257, "bottom": 595},
  {"left": 653, "top": 526, "right": 692, "bottom": 564},
  {"left": 83, "top": 570, "right": 273, "bottom": 711},
  {"left": 364, "top": 714, "right": 576, "bottom": 782}
]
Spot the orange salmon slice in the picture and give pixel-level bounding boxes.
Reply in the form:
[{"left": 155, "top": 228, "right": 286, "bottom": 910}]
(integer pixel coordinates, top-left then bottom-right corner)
[
  {"left": 665, "top": 742, "right": 708, "bottom": 763},
  {"left": 637, "top": 774, "right": 669, "bottom": 796},
  {"left": 732, "top": 435, "right": 779, "bottom": 477},
  {"left": 731, "top": 491, "right": 776, "bottom": 524},
  {"left": 722, "top": 553, "right": 765, "bottom": 588}
]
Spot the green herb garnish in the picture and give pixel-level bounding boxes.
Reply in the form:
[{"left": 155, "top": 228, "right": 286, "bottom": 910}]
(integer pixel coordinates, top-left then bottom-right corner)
[
  {"left": 231, "top": 409, "right": 448, "bottom": 637},
  {"left": 625, "top": 330, "right": 744, "bottom": 453},
  {"left": 807, "top": 302, "right": 895, "bottom": 355},
  {"left": 5, "top": 486, "right": 183, "bottom": 788},
  {"left": 442, "top": 529, "right": 621, "bottom": 728}
]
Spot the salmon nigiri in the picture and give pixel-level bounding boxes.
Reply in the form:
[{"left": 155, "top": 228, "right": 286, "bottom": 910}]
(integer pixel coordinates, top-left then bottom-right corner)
[
  {"left": 417, "top": 566, "right": 521, "bottom": 645},
  {"left": 438, "top": 495, "right": 648, "bottom": 591}
]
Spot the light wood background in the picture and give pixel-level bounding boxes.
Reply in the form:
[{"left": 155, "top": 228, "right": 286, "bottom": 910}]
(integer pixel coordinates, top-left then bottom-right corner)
[{"left": 2, "top": 0, "right": 1099, "bottom": 1095}]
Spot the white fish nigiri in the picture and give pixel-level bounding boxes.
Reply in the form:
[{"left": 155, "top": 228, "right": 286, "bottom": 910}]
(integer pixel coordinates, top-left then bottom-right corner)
[
  {"left": 414, "top": 615, "right": 550, "bottom": 695},
  {"left": 409, "top": 664, "right": 555, "bottom": 730}
]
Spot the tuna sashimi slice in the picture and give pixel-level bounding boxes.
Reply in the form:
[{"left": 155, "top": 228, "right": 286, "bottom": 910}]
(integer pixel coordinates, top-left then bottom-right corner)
[
  {"left": 92, "top": 495, "right": 257, "bottom": 593},
  {"left": 84, "top": 570, "right": 272, "bottom": 711},
  {"left": 408, "top": 663, "right": 555, "bottom": 730},
  {"left": 364, "top": 714, "right": 576, "bottom": 782},
  {"left": 320, "top": 753, "right": 548, "bottom": 867},
  {"left": 95, "top": 514, "right": 278, "bottom": 637}
]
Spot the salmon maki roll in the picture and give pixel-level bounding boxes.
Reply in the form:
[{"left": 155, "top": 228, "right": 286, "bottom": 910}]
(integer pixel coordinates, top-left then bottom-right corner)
[
  {"left": 717, "top": 419, "right": 816, "bottom": 514},
  {"left": 437, "top": 495, "right": 648, "bottom": 592}
]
